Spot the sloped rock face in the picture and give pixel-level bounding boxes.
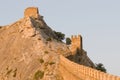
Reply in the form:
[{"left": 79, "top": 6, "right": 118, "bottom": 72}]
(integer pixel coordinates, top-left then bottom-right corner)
[
  {"left": 0, "top": 7, "right": 95, "bottom": 80},
  {"left": 67, "top": 50, "right": 95, "bottom": 68},
  {"left": 0, "top": 7, "right": 70, "bottom": 80},
  {"left": 68, "top": 35, "right": 95, "bottom": 68}
]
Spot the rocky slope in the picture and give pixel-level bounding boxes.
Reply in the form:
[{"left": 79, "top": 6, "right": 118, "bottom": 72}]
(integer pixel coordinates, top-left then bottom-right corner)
[{"left": 0, "top": 7, "right": 95, "bottom": 80}]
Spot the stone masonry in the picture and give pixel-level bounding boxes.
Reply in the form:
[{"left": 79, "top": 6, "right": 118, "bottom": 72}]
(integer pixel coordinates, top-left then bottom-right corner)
[
  {"left": 59, "top": 55, "right": 120, "bottom": 80},
  {"left": 69, "top": 35, "right": 82, "bottom": 55},
  {"left": 0, "top": 6, "right": 120, "bottom": 80},
  {"left": 24, "top": 7, "right": 40, "bottom": 18}
]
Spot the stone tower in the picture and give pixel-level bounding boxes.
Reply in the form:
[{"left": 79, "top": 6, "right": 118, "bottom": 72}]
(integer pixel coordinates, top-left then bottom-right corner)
[
  {"left": 70, "top": 35, "right": 82, "bottom": 55},
  {"left": 24, "top": 7, "right": 40, "bottom": 18}
]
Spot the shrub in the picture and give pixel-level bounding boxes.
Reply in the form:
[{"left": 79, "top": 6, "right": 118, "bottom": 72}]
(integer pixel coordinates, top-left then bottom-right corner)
[
  {"left": 34, "top": 70, "right": 44, "bottom": 80},
  {"left": 66, "top": 37, "right": 71, "bottom": 45},
  {"left": 46, "top": 37, "right": 52, "bottom": 41},
  {"left": 95, "top": 63, "right": 107, "bottom": 73},
  {"left": 54, "top": 31, "right": 65, "bottom": 41},
  {"left": 38, "top": 58, "right": 44, "bottom": 64},
  {"left": 49, "top": 62, "right": 55, "bottom": 65}
]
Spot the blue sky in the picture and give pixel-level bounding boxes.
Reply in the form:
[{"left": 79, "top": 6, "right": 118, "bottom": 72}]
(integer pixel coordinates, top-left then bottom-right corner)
[{"left": 0, "top": 0, "right": 120, "bottom": 76}]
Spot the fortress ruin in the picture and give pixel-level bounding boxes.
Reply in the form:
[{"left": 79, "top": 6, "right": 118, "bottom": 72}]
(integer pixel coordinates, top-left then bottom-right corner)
[
  {"left": 24, "top": 7, "right": 40, "bottom": 18},
  {"left": 70, "top": 35, "right": 83, "bottom": 55}
]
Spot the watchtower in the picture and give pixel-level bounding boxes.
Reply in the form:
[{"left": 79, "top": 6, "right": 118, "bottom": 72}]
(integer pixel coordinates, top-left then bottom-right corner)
[
  {"left": 24, "top": 7, "right": 40, "bottom": 18},
  {"left": 70, "top": 35, "right": 83, "bottom": 55}
]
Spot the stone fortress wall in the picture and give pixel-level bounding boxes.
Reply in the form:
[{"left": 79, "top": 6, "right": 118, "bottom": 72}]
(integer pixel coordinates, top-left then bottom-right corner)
[
  {"left": 22, "top": 7, "right": 120, "bottom": 80},
  {"left": 60, "top": 35, "right": 120, "bottom": 80},
  {"left": 59, "top": 55, "right": 120, "bottom": 80}
]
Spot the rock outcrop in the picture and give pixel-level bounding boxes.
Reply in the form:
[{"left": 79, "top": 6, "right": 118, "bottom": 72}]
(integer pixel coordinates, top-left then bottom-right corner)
[
  {"left": 68, "top": 35, "right": 95, "bottom": 68},
  {"left": 0, "top": 7, "right": 95, "bottom": 80}
]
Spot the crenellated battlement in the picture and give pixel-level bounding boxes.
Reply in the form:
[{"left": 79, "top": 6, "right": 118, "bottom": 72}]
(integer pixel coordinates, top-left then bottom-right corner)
[
  {"left": 71, "top": 35, "right": 82, "bottom": 49},
  {"left": 71, "top": 35, "right": 81, "bottom": 39},
  {"left": 70, "top": 35, "right": 82, "bottom": 54}
]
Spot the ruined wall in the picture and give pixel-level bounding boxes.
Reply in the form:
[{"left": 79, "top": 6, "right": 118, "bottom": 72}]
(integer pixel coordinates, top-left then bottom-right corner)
[
  {"left": 24, "top": 7, "right": 40, "bottom": 18},
  {"left": 69, "top": 35, "right": 82, "bottom": 55},
  {"left": 59, "top": 55, "right": 120, "bottom": 80}
]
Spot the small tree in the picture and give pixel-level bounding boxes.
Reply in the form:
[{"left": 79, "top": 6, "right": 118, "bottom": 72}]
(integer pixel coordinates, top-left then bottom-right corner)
[
  {"left": 66, "top": 37, "right": 71, "bottom": 45},
  {"left": 95, "top": 63, "right": 107, "bottom": 73},
  {"left": 54, "top": 31, "right": 65, "bottom": 41}
]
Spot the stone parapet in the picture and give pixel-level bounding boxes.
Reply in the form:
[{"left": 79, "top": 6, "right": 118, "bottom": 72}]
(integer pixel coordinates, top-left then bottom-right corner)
[{"left": 59, "top": 55, "right": 120, "bottom": 80}]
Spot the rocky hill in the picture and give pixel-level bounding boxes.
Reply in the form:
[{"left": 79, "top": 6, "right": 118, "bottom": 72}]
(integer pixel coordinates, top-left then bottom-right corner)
[{"left": 0, "top": 7, "right": 95, "bottom": 80}]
